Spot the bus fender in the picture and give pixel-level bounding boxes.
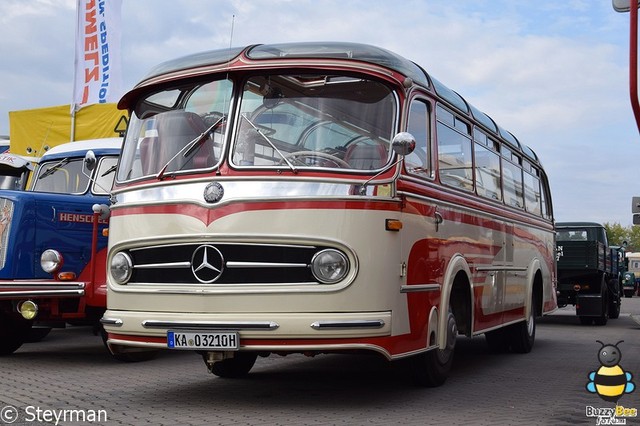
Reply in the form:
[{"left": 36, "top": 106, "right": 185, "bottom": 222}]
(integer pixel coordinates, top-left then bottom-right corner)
[
  {"left": 437, "top": 254, "right": 472, "bottom": 350},
  {"left": 525, "top": 258, "right": 542, "bottom": 319}
]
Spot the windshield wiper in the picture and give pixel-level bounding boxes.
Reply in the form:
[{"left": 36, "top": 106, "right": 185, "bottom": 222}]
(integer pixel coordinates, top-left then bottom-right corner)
[
  {"left": 39, "top": 158, "right": 70, "bottom": 179},
  {"left": 101, "top": 164, "right": 117, "bottom": 177},
  {"left": 156, "top": 115, "right": 225, "bottom": 180},
  {"left": 241, "top": 114, "right": 297, "bottom": 173}
]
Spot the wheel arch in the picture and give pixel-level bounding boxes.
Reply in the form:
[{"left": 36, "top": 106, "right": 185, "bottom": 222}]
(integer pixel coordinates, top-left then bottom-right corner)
[
  {"left": 437, "top": 254, "right": 473, "bottom": 349},
  {"left": 527, "top": 258, "right": 544, "bottom": 317}
]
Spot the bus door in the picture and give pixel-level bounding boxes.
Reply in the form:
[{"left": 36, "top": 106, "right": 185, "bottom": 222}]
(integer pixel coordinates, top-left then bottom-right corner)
[
  {"left": 473, "top": 220, "right": 509, "bottom": 331},
  {"left": 502, "top": 221, "right": 527, "bottom": 323}
]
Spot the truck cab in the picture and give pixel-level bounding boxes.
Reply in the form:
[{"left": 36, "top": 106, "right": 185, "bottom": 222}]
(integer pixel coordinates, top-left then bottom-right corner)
[
  {"left": 0, "top": 138, "right": 121, "bottom": 354},
  {"left": 556, "top": 222, "right": 622, "bottom": 325},
  {"left": 0, "top": 152, "right": 33, "bottom": 191}
]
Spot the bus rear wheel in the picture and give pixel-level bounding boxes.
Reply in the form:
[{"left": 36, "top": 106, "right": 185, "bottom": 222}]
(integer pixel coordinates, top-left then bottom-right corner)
[{"left": 411, "top": 309, "right": 457, "bottom": 387}]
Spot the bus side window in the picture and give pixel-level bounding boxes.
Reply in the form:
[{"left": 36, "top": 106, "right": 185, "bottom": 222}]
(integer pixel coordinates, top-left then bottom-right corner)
[
  {"left": 405, "top": 99, "right": 430, "bottom": 176},
  {"left": 436, "top": 105, "right": 472, "bottom": 190}
]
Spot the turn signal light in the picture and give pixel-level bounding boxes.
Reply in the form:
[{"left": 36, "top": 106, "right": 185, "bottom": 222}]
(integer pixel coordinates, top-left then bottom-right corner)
[
  {"left": 57, "top": 271, "right": 77, "bottom": 281},
  {"left": 385, "top": 219, "right": 403, "bottom": 231}
]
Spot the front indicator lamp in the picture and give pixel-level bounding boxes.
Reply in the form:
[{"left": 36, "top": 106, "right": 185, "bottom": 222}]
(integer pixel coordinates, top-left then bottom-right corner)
[
  {"left": 311, "top": 249, "right": 349, "bottom": 284},
  {"left": 18, "top": 300, "right": 38, "bottom": 320},
  {"left": 111, "top": 252, "right": 133, "bottom": 284}
]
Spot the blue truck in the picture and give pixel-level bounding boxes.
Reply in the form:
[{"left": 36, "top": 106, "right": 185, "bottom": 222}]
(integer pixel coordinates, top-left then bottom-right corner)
[{"left": 0, "top": 138, "right": 121, "bottom": 354}]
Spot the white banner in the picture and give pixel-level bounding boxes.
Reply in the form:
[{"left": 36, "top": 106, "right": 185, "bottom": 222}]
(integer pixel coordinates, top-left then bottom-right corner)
[{"left": 72, "top": 0, "right": 123, "bottom": 110}]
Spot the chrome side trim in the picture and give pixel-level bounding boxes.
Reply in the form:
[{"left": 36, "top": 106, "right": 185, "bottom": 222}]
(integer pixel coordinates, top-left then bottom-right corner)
[
  {"left": 100, "top": 318, "right": 123, "bottom": 327},
  {"left": 0, "top": 282, "right": 85, "bottom": 289},
  {"left": 141, "top": 320, "right": 279, "bottom": 330},
  {"left": 134, "top": 262, "right": 190, "bottom": 269},
  {"left": 400, "top": 283, "right": 441, "bottom": 293},
  {"left": 475, "top": 266, "right": 528, "bottom": 272},
  {"left": 113, "top": 179, "right": 397, "bottom": 208},
  {"left": 226, "top": 261, "right": 308, "bottom": 268},
  {"left": 310, "top": 319, "right": 385, "bottom": 329}
]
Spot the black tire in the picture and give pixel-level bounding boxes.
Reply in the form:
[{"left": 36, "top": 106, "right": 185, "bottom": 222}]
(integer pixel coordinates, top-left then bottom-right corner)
[
  {"left": 0, "top": 311, "right": 31, "bottom": 355},
  {"left": 210, "top": 352, "right": 258, "bottom": 378},
  {"left": 594, "top": 280, "right": 609, "bottom": 325},
  {"left": 509, "top": 305, "right": 536, "bottom": 354},
  {"left": 484, "top": 328, "right": 510, "bottom": 353},
  {"left": 411, "top": 309, "right": 457, "bottom": 387}
]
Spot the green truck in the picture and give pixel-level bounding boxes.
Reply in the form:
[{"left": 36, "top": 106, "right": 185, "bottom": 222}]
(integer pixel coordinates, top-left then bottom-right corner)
[{"left": 555, "top": 222, "right": 623, "bottom": 325}]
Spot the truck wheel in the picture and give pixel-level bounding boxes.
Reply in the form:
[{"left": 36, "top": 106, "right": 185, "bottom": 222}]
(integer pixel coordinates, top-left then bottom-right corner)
[
  {"left": 609, "top": 290, "right": 621, "bottom": 319},
  {"left": 209, "top": 352, "right": 258, "bottom": 378},
  {"left": 410, "top": 308, "right": 457, "bottom": 387},
  {"left": 0, "top": 312, "right": 31, "bottom": 355}
]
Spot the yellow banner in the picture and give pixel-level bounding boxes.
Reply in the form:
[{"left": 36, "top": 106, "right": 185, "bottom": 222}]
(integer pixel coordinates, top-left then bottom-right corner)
[{"left": 8, "top": 103, "right": 128, "bottom": 158}]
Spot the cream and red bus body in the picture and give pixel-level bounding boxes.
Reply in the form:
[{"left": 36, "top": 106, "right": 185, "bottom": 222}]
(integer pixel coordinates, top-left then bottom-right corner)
[{"left": 103, "top": 43, "right": 556, "bottom": 375}]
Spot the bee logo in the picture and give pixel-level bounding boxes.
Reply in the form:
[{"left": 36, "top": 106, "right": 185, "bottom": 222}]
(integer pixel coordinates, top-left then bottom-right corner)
[{"left": 586, "top": 340, "right": 635, "bottom": 403}]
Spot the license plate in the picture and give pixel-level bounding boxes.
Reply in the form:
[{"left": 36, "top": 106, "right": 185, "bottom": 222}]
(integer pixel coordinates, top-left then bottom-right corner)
[{"left": 167, "top": 331, "right": 239, "bottom": 350}]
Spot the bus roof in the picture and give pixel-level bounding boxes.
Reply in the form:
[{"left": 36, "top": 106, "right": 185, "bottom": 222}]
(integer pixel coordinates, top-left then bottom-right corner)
[
  {"left": 119, "top": 41, "right": 540, "bottom": 169},
  {"left": 555, "top": 222, "right": 604, "bottom": 229}
]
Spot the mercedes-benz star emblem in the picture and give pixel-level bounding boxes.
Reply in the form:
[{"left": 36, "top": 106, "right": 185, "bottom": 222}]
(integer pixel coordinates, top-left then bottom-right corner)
[
  {"left": 203, "top": 182, "right": 224, "bottom": 203},
  {"left": 191, "top": 245, "right": 224, "bottom": 283}
]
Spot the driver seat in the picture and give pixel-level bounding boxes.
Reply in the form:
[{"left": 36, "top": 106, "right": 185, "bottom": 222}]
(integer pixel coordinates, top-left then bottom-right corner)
[{"left": 344, "top": 142, "right": 387, "bottom": 170}]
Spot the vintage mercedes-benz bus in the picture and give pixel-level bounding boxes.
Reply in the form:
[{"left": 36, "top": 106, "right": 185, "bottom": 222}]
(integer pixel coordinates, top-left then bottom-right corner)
[{"left": 102, "top": 42, "right": 557, "bottom": 386}]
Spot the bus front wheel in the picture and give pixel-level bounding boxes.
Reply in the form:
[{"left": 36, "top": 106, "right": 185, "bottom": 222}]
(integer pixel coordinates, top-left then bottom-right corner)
[
  {"left": 208, "top": 352, "right": 258, "bottom": 378},
  {"left": 411, "top": 309, "right": 457, "bottom": 387}
]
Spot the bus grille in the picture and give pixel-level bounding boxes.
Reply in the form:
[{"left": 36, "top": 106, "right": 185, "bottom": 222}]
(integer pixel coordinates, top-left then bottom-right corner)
[{"left": 128, "top": 242, "right": 327, "bottom": 285}]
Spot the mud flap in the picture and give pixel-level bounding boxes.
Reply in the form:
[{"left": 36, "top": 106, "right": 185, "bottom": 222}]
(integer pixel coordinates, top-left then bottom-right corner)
[{"left": 576, "top": 294, "right": 604, "bottom": 317}]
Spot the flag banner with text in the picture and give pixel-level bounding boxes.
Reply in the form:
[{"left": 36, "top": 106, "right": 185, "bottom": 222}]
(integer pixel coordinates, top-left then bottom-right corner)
[{"left": 72, "top": 0, "right": 123, "bottom": 111}]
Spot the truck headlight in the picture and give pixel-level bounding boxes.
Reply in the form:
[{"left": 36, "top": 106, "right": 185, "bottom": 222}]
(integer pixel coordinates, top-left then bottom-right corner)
[
  {"left": 111, "top": 252, "right": 133, "bottom": 284},
  {"left": 41, "top": 249, "right": 63, "bottom": 274},
  {"left": 311, "top": 249, "right": 349, "bottom": 284}
]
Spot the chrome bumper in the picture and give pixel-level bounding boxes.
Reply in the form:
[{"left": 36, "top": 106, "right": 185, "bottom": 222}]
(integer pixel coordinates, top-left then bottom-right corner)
[{"left": 0, "top": 281, "right": 85, "bottom": 299}]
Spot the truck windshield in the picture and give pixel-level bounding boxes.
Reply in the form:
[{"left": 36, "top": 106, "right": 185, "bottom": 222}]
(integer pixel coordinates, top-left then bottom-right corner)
[
  {"left": 32, "top": 158, "right": 90, "bottom": 194},
  {"left": 556, "top": 230, "right": 587, "bottom": 241}
]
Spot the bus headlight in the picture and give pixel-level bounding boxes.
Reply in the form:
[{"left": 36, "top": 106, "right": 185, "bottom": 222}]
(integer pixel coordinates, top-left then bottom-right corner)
[
  {"left": 40, "top": 250, "right": 63, "bottom": 274},
  {"left": 311, "top": 249, "right": 349, "bottom": 284},
  {"left": 111, "top": 252, "right": 133, "bottom": 284}
]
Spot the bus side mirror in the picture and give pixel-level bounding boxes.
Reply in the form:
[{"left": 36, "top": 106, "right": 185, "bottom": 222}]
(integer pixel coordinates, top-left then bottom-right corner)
[
  {"left": 392, "top": 132, "right": 416, "bottom": 156},
  {"left": 84, "top": 150, "right": 97, "bottom": 171}
]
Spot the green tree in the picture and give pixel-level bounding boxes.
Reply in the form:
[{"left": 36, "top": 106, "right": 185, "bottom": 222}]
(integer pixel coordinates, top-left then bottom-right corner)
[{"left": 603, "top": 222, "right": 640, "bottom": 252}]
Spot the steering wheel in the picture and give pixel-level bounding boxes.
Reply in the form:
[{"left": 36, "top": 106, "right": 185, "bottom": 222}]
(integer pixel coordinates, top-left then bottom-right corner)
[
  {"left": 202, "top": 111, "right": 226, "bottom": 127},
  {"left": 281, "top": 151, "right": 350, "bottom": 168}
]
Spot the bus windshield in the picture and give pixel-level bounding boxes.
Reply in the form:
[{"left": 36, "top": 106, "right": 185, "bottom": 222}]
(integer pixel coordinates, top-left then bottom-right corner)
[
  {"left": 117, "top": 73, "right": 397, "bottom": 181},
  {"left": 232, "top": 74, "right": 395, "bottom": 170}
]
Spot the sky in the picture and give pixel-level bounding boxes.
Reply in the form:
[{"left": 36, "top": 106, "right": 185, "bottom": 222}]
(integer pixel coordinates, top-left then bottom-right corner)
[{"left": 0, "top": 0, "right": 639, "bottom": 225}]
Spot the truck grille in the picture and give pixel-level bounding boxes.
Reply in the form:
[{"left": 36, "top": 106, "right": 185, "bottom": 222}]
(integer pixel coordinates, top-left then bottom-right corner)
[{"left": 128, "top": 242, "right": 329, "bottom": 285}]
